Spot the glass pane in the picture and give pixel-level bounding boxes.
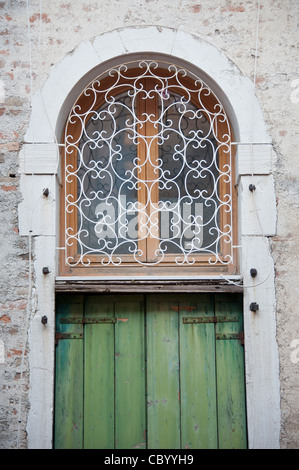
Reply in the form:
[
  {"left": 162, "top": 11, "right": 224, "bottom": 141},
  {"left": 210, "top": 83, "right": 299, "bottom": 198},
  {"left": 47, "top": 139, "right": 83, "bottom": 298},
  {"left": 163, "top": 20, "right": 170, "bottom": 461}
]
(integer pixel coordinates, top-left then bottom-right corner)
[
  {"left": 77, "top": 92, "right": 139, "bottom": 257},
  {"left": 64, "top": 62, "right": 233, "bottom": 268},
  {"left": 158, "top": 92, "right": 220, "bottom": 258}
]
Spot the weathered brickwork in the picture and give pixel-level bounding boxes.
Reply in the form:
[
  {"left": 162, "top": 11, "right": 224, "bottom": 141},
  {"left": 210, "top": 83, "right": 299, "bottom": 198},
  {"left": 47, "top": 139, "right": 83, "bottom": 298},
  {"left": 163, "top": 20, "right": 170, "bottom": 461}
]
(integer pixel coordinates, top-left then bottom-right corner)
[{"left": 0, "top": 0, "right": 298, "bottom": 448}]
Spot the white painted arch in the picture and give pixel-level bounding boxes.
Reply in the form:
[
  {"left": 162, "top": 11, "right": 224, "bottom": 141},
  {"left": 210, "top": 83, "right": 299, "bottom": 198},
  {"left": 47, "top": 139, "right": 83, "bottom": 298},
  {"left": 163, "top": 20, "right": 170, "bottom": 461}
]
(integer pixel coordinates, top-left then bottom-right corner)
[
  {"left": 25, "top": 26, "right": 271, "bottom": 146},
  {"left": 22, "top": 26, "right": 280, "bottom": 449}
]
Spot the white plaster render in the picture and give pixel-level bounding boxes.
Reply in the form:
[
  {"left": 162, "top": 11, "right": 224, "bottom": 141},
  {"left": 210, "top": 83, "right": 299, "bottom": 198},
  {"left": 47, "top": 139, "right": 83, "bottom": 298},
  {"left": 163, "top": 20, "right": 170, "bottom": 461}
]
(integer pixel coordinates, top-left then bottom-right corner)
[
  {"left": 18, "top": 174, "right": 57, "bottom": 237},
  {"left": 242, "top": 235, "right": 280, "bottom": 449},
  {"left": 21, "top": 26, "right": 280, "bottom": 449},
  {"left": 236, "top": 144, "right": 274, "bottom": 177},
  {"left": 27, "top": 236, "right": 56, "bottom": 450},
  {"left": 25, "top": 26, "right": 270, "bottom": 146},
  {"left": 0, "top": 340, "right": 5, "bottom": 365},
  {"left": 24, "top": 41, "right": 101, "bottom": 143},
  {"left": 239, "top": 175, "right": 276, "bottom": 237},
  {"left": 20, "top": 144, "right": 59, "bottom": 175}
]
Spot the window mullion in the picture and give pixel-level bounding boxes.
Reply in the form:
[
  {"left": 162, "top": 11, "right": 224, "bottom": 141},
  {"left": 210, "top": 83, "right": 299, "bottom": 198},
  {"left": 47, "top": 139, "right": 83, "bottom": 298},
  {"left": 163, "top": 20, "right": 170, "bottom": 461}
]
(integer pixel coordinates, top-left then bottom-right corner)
[
  {"left": 145, "top": 78, "right": 160, "bottom": 262},
  {"left": 136, "top": 80, "right": 148, "bottom": 263}
]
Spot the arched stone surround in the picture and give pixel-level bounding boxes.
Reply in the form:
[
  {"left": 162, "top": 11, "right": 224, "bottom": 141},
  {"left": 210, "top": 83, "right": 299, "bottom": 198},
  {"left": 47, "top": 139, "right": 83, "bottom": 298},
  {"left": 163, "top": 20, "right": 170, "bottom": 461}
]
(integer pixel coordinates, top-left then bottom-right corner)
[{"left": 19, "top": 26, "right": 280, "bottom": 449}]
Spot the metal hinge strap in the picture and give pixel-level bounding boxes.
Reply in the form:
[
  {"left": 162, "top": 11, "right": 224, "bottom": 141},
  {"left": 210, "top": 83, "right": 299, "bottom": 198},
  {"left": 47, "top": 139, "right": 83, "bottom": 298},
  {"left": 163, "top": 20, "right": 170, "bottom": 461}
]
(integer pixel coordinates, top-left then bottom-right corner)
[
  {"left": 55, "top": 332, "right": 83, "bottom": 340},
  {"left": 55, "top": 332, "right": 83, "bottom": 346},
  {"left": 60, "top": 317, "right": 117, "bottom": 324},
  {"left": 183, "top": 315, "right": 239, "bottom": 324},
  {"left": 216, "top": 332, "right": 244, "bottom": 344}
]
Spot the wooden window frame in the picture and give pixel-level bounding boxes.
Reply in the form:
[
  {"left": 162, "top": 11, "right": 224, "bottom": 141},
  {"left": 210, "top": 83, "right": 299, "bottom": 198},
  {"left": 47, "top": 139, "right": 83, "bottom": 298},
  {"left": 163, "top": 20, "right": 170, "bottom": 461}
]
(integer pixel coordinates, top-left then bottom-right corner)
[{"left": 59, "top": 63, "right": 238, "bottom": 278}]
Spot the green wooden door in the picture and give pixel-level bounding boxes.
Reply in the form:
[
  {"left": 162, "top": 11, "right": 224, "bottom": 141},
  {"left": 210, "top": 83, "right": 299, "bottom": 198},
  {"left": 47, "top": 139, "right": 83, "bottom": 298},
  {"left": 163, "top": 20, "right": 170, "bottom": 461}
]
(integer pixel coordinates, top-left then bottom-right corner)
[{"left": 54, "top": 293, "right": 247, "bottom": 449}]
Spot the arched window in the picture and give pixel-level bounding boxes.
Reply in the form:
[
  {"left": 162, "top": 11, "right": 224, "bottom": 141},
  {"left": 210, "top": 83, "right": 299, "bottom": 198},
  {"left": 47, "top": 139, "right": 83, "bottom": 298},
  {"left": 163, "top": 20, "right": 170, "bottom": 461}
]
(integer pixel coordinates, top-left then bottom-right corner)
[{"left": 60, "top": 59, "right": 237, "bottom": 276}]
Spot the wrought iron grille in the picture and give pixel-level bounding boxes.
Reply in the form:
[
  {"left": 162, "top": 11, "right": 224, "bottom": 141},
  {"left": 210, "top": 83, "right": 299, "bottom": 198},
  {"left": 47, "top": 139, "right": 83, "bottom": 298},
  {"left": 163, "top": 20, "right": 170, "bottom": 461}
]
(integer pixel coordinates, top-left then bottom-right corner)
[{"left": 63, "top": 60, "right": 234, "bottom": 270}]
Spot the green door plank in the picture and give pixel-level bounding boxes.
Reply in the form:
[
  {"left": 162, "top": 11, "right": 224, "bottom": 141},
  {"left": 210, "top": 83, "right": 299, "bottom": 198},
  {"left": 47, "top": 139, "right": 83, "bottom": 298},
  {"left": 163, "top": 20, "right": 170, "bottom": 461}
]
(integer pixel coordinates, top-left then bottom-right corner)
[
  {"left": 84, "top": 296, "right": 115, "bottom": 449},
  {"left": 215, "top": 296, "right": 247, "bottom": 449},
  {"left": 146, "top": 295, "right": 181, "bottom": 449},
  {"left": 54, "top": 295, "right": 84, "bottom": 449},
  {"left": 114, "top": 297, "right": 146, "bottom": 449},
  {"left": 179, "top": 294, "right": 218, "bottom": 449},
  {"left": 54, "top": 293, "right": 247, "bottom": 450}
]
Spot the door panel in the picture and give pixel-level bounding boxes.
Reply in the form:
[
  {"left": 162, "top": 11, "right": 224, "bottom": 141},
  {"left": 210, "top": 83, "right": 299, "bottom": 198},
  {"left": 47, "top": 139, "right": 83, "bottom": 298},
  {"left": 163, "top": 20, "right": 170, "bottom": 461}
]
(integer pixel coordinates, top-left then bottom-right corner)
[
  {"left": 84, "top": 295, "right": 146, "bottom": 449},
  {"left": 215, "top": 295, "right": 247, "bottom": 449},
  {"left": 114, "top": 298, "right": 146, "bottom": 449},
  {"left": 84, "top": 298, "right": 115, "bottom": 449},
  {"left": 54, "top": 293, "right": 247, "bottom": 449},
  {"left": 146, "top": 296, "right": 181, "bottom": 448},
  {"left": 54, "top": 295, "right": 84, "bottom": 449},
  {"left": 179, "top": 294, "right": 217, "bottom": 449}
]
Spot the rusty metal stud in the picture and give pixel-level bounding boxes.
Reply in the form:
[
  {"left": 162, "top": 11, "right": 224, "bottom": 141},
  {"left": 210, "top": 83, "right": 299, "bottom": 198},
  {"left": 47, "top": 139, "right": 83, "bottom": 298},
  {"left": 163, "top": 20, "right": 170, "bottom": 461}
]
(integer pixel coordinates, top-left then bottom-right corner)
[
  {"left": 42, "top": 267, "right": 50, "bottom": 274},
  {"left": 250, "top": 302, "right": 259, "bottom": 312},
  {"left": 41, "top": 315, "right": 48, "bottom": 325}
]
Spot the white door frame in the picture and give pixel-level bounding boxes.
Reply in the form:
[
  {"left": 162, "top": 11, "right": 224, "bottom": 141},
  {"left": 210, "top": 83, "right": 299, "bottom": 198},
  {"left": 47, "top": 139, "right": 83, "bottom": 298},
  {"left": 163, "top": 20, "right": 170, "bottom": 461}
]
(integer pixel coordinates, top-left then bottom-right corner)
[{"left": 19, "top": 26, "right": 280, "bottom": 449}]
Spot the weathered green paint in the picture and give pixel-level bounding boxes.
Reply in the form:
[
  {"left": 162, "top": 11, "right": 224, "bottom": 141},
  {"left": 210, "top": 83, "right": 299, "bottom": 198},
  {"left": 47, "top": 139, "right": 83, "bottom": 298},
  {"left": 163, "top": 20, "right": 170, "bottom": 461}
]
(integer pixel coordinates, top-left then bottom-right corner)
[
  {"left": 146, "top": 295, "right": 181, "bottom": 449},
  {"left": 84, "top": 296, "right": 115, "bottom": 449},
  {"left": 54, "top": 295, "right": 84, "bottom": 449},
  {"left": 54, "top": 293, "right": 247, "bottom": 449},
  {"left": 114, "top": 297, "right": 146, "bottom": 449},
  {"left": 179, "top": 294, "right": 217, "bottom": 449},
  {"left": 215, "top": 295, "right": 247, "bottom": 449}
]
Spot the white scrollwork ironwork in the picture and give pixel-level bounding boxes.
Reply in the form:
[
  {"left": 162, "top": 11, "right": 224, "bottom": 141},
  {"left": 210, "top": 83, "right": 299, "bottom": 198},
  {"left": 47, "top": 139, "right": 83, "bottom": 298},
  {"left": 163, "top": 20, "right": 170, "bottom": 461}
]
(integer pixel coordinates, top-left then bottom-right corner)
[{"left": 64, "top": 60, "right": 233, "bottom": 268}]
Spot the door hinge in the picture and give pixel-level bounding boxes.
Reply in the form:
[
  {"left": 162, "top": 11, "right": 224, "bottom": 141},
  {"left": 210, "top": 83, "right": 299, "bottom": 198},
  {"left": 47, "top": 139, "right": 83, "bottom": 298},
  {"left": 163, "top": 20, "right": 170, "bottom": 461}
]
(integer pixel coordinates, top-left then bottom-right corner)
[
  {"left": 216, "top": 331, "right": 244, "bottom": 345},
  {"left": 60, "top": 317, "right": 117, "bottom": 324},
  {"left": 183, "top": 315, "right": 239, "bottom": 324},
  {"left": 55, "top": 332, "right": 83, "bottom": 345},
  {"left": 171, "top": 306, "right": 196, "bottom": 311}
]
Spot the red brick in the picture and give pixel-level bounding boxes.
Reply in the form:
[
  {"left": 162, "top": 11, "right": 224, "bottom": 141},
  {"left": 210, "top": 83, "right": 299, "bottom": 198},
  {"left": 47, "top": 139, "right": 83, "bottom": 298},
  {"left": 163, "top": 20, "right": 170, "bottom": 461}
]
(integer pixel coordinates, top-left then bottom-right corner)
[
  {"left": 1, "top": 185, "right": 17, "bottom": 191},
  {"left": 192, "top": 5, "right": 201, "bottom": 13},
  {"left": 0, "top": 314, "right": 11, "bottom": 323},
  {"left": 221, "top": 5, "right": 245, "bottom": 12},
  {"left": 0, "top": 142, "right": 20, "bottom": 151},
  {"left": 29, "top": 13, "right": 51, "bottom": 23},
  {"left": 256, "top": 76, "right": 265, "bottom": 84},
  {"left": 8, "top": 349, "right": 22, "bottom": 356}
]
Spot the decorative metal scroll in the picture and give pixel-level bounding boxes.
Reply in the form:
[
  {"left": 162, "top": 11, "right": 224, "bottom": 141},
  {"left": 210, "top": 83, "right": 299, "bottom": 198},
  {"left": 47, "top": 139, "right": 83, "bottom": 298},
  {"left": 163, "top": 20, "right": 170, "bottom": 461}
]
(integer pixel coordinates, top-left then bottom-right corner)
[{"left": 64, "top": 60, "right": 233, "bottom": 268}]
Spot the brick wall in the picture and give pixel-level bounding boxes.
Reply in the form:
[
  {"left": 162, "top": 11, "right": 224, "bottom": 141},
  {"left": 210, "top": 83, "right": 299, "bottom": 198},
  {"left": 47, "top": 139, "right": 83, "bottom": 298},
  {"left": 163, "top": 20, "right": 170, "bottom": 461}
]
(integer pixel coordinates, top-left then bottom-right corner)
[{"left": 0, "top": 0, "right": 298, "bottom": 448}]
